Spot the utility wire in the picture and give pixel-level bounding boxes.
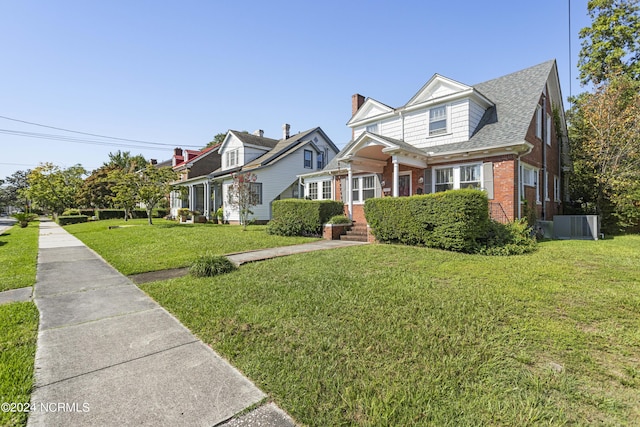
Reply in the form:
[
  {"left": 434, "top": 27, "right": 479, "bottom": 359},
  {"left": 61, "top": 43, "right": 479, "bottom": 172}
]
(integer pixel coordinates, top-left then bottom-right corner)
[
  {"left": 0, "top": 115, "right": 201, "bottom": 148},
  {"left": 0, "top": 129, "right": 173, "bottom": 151}
]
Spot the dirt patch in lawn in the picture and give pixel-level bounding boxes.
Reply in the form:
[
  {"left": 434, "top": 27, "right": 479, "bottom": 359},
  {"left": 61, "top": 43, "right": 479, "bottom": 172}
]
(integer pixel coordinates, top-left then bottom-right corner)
[{"left": 129, "top": 268, "right": 189, "bottom": 284}]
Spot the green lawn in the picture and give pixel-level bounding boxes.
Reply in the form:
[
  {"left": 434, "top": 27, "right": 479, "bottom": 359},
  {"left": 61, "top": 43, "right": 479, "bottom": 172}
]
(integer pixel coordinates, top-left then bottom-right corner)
[
  {"left": 0, "top": 223, "right": 39, "bottom": 292},
  {"left": 64, "top": 219, "right": 320, "bottom": 275},
  {"left": 0, "top": 302, "right": 39, "bottom": 427},
  {"left": 141, "top": 236, "right": 640, "bottom": 426}
]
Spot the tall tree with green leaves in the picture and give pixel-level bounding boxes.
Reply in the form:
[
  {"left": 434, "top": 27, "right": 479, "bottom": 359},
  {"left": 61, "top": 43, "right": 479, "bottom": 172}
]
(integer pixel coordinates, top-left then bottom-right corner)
[
  {"left": 227, "top": 172, "right": 260, "bottom": 230},
  {"left": 76, "top": 165, "right": 118, "bottom": 208},
  {"left": 109, "top": 169, "right": 139, "bottom": 221},
  {"left": 1, "top": 170, "right": 31, "bottom": 211},
  {"left": 203, "top": 132, "right": 227, "bottom": 149},
  {"left": 136, "top": 165, "right": 177, "bottom": 225},
  {"left": 568, "top": 75, "right": 640, "bottom": 230},
  {"left": 104, "top": 150, "right": 147, "bottom": 171},
  {"left": 24, "top": 163, "right": 87, "bottom": 215},
  {"left": 578, "top": 0, "right": 640, "bottom": 85}
]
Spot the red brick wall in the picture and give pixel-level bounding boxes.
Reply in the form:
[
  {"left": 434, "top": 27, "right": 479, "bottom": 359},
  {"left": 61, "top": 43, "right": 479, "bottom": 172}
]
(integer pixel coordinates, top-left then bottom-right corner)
[
  {"left": 380, "top": 160, "right": 425, "bottom": 196},
  {"left": 521, "top": 90, "right": 563, "bottom": 220},
  {"left": 491, "top": 156, "right": 518, "bottom": 221}
]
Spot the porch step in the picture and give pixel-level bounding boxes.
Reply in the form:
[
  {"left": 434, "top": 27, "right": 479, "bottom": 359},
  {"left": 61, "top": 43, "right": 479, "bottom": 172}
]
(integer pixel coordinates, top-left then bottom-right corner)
[{"left": 340, "top": 222, "right": 368, "bottom": 242}]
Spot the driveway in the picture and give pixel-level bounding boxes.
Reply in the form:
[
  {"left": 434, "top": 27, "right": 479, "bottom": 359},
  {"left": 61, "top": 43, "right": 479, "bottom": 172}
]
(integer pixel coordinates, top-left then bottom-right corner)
[{"left": 0, "top": 217, "right": 16, "bottom": 235}]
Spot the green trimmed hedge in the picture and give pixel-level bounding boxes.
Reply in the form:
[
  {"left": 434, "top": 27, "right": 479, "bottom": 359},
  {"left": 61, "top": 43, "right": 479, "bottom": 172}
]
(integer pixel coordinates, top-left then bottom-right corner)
[
  {"left": 57, "top": 215, "right": 89, "bottom": 226},
  {"left": 365, "top": 190, "right": 490, "bottom": 253},
  {"left": 95, "top": 208, "right": 168, "bottom": 220},
  {"left": 267, "top": 199, "right": 344, "bottom": 236},
  {"left": 96, "top": 209, "right": 127, "bottom": 220}
]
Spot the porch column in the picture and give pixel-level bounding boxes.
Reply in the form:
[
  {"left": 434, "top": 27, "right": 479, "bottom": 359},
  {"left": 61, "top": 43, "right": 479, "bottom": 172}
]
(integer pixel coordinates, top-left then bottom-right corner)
[
  {"left": 188, "top": 185, "right": 194, "bottom": 211},
  {"left": 204, "top": 181, "right": 211, "bottom": 219},
  {"left": 347, "top": 165, "right": 353, "bottom": 220},
  {"left": 392, "top": 157, "right": 399, "bottom": 197}
]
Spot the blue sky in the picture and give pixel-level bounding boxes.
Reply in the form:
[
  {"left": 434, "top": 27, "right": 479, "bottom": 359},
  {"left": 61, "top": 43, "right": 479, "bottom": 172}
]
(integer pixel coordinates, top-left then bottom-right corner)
[{"left": 0, "top": 0, "right": 591, "bottom": 180}]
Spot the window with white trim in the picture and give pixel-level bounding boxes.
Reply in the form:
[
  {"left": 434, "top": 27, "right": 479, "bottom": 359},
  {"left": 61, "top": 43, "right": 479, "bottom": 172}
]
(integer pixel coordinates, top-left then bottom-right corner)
[
  {"left": 304, "top": 150, "right": 313, "bottom": 169},
  {"left": 366, "top": 123, "right": 379, "bottom": 133},
  {"left": 435, "top": 168, "right": 454, "bottom": 192},
  {"left": 544, "top": 172, "right": 549, "bottom": 201},
  {"left": 460, "top": 165, "right": 481, "bottom": 190},
  {"left": 226, "top": 149, "right": 239, "bottom": 168},
  {"left": 350, "top": 175, "right": 377, "bottom": 203},
  {"left": 251, "top": 183, "right": 263, "bottom": 205},
  {"left": 429, "top": 106, "right": 447, "bottom": 136},
  {"left": 322, "top": 181, "right": 332, "bottom": 200},
  {"left": 554, "top": 175, "right": 560, "bottom": 201},
  {"left": 546, "top": 113, "right": 552, "bottom": 146},
  {"left": 317, "top": 151, "right": 324, "bottom": 169},
  {"left": 308, "top": 182, "right": 318, "bottom": 199},
  {"left": 521, "top": 163, "right": 540, "bottom": 203}
]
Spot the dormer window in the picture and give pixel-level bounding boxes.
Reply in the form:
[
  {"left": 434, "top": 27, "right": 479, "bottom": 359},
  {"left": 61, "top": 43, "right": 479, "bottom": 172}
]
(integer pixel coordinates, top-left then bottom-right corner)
[
  {"left": 366, "top": 123, "right": 379, "bottom": 134},
  {"left": 304, "top": 149, "right": 313, "bottom": 169},
  {"left": 226, "top": 149, "right": 239, "bottom": 168},
  {"left": 429, "top": 106, "right": 447, "bottom": 136}
]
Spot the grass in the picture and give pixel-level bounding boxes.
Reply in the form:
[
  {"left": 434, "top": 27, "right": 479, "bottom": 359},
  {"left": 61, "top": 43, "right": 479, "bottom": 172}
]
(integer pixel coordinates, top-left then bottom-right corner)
[
  {"left": 0, "top": 222, "right": 39, "bottom": 292},
  {"left": 64, "top": 219, "right": 320, "bottom": 275},
  {"left": 0, "top": 302, "right": 39, "bottom": 427},
  {"left": 140, "top": 236, "right": 640, "bottom": 426}
]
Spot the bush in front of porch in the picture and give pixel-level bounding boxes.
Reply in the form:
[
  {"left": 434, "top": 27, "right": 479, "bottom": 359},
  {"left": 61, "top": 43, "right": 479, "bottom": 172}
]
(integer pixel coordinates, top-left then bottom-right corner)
[
  {"left": 267, "top": 199, "right": 344, "bottom": 236},
  {"left": 365, "top": 189, "right": 536, "bottom": 255}
]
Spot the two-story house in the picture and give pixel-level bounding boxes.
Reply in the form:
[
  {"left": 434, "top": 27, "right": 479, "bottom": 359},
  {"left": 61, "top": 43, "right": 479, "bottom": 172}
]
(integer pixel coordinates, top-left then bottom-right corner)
[
  {"left": 208, "top": 124, "right": 339, "bottom": 223},
  {"left": 300, "top": 60, "right": 570, "bottom": 224}
]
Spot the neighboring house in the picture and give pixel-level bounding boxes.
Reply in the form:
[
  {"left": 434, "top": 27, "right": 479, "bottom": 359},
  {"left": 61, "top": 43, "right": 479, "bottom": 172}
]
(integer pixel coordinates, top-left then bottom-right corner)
[
  {"left": 299, "top": 59, "right": 570, "bottom": 224},
  {"left": 211, "top": 125, "right": 339, "bottom": 223},
  {"left": 168, "top": 144, "right": 222, "bottom": 218},
  {"left": 170, "top": 125, "right": 339, "bottom": 222}
]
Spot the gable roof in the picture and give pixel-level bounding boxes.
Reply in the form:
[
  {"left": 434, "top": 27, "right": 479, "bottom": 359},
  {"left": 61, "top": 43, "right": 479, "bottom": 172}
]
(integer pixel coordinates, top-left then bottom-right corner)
[
  {"left": 347, "top": 98, "right": 395, "bottom": 125},
  {"left": 229, "top": 130, "right": 279, "bottom": 149},
  {"left": 244, "top": 127, "right": 338, "bottom": 169},
  {"left": 404, "top": 74, "right": 473, "bottom": 107}
]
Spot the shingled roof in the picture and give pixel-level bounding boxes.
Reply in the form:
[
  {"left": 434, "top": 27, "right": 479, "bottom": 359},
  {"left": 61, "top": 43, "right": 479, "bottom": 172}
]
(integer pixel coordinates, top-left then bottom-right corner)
[
  {"left": 428, "top": 60, "right": 555, "bottom": 154},
  {"left": 229, "top": 131, "right": 279, "bottom": 149},
  {"left": 244, "top": 128, "right": 320, "bottom": 169}
]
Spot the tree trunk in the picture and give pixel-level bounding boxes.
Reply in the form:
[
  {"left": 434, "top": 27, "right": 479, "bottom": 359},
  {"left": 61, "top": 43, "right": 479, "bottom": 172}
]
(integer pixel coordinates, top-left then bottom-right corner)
[{"left": 147, "top": 208, "right": 153, "bottom": 225}]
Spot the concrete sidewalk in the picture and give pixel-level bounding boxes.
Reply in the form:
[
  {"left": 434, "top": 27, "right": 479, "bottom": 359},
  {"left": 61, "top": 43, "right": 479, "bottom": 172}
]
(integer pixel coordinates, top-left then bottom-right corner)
[{"left": 29, "top": 220, "right": 294, "bottom": 426}]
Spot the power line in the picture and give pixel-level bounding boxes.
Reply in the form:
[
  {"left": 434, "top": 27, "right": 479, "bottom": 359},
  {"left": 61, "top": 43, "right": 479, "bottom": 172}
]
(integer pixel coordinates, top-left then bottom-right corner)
[
  {"left": 0, "top": 129, "right": 174, "bottom": 151},
  {"left": 0, "top": 115, "right": 201, "bottom": 148}
]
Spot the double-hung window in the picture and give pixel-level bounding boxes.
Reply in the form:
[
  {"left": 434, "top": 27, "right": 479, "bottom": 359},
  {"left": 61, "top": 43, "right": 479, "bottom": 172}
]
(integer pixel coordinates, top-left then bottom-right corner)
[
  {"left": 536, "top": 105, "right": 543, "bottom": 139},
  {"left": 435, "top": 168, "right": 454, "bottom": 192},
  {"left": 366, "top": 123, "right": 379, "bottom": 134},
  {"left": 304, "top": 150, "right": 313, "bottom": 169},
  {"left": 250, "top": 183, "right": 263, "bottom": 205},
  {"left": 546, "top": 113, "right": 552, "bottom": 146},
  {"left": 226, "top": 149, "right": 238, "bottom": 168},
  {"left": 429, "top": 106, "right": 447, "bottom": 136},
  {"left": 317, "top": 151, "right": 324, "bottom": 169},
  {"left": 460, "top": 165, "right": 481, "bottom": 189},
  {"left": 351, "top": 177, "right": 360, "bottom": 202},
  {"left": 362, "top": 176, "right": 376, "bottom": 200},
  {"left": 554, "top": 175, "right": 560, "bottom": 201}
]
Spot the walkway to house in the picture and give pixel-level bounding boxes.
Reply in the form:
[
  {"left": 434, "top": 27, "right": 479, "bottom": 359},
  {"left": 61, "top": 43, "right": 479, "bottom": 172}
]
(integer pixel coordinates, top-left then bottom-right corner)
[
  {"left": 0, "top": 217, "right": 16, "bottom": 236},
  {"left": 26, "top": 219, "right": 296, "bottom": 426}
]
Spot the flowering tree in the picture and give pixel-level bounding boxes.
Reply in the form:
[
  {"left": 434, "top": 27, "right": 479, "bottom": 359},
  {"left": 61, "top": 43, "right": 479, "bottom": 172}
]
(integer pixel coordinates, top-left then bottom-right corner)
[{"left": 227, "top": 172, "right": 260, "bottom": 230}]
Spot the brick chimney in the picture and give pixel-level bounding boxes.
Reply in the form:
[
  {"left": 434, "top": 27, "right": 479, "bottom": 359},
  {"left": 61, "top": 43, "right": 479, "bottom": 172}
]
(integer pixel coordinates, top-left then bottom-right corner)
[
  {"left": 253, "top": 129, "right": 264, "bottom": 137},
  {"left": 351, "top": 94, "right": 366, "bottom": 139},
  {"left": 282, "top": 123, "right": 290, "bottom": 140},
  {"left": 172, "top": 147, "right": 183, "bottom": 167},
  {"left": 149, "top": 159, "right": 157, "bottom": 165},
  {"left": 352, "top": 93, "right": 365, "bottom": 115}
]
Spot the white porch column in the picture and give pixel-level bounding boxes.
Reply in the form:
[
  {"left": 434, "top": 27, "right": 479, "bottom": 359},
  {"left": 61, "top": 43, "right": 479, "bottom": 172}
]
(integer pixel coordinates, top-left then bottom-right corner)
[
  {"left": 347, "top": 165, "right": 353, "bottom": 220},
  {"left": 204, "top": 181, "right": 211, "bottom": 219},
  {"left": 392, "top": 157, "right": 399, "bottom": 197},
  {"left": 188, "top": 185, "right": 194, "bottom": 211}
]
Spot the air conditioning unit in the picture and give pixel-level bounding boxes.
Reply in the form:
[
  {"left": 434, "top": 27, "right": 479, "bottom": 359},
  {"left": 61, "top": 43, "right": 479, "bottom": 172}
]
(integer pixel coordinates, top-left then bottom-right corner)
[{"left": 553, "top": 215, "right": 600, "bottom": 240}]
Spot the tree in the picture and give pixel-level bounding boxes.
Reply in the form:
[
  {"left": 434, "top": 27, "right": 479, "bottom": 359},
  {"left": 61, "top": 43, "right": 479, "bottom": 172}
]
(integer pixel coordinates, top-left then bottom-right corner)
[
  {"left": 578, "top": 0, "right": 640, "bottom": 85},
  {"left": 76, "top": 165, "right": 118, "bottom": 208},
  {"left": 104, "top": 150, "right": 147, "bottom": 171},
  {"left": 203, "top": 132, "right": 227, "bottom": 149},
  {"left": 568, "top": 74, "right": 640, "bottom": 230},
  {"left": 109, "top": 169, "right": 139, "bottom": 221},
  {"left": 1, "top": 170, "right": 31, "bottom": 211},
  {"left": 24, "top": 163, "right": 87, "bottom": 215},
  {"left": 136, "top": 165, "right": 177, "bottom": 225},
  {"left": 227, "top": 172, "right": 260, "bottom": 230}
]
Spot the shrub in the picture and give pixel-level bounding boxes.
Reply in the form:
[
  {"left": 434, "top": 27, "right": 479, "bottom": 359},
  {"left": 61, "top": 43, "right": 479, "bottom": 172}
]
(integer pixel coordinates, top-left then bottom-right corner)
[
  {"left": 62, "top": 208, "right": 81, "bottom": 216},
  {"left": 190, "top": 255, "right": 237, "bottom": 277},
  {"left": 57, "top": 215, "right": 89, "bottom": 226},
  {"left": 80, "top": 209, "right": 96, "bottom": 217},
  {"left": 479, "top": 220, "right": 537, "bottom": 256},
  {"left": 11, "top": 212, "right": 38, "bottom": 228},
  {"left": 365, "top": 190, "right": 489, "bottom": 253},
  {"left": 96, "top": 209, "right": 126, "bottom": 220},
  {"left": 267, "top": 199, "right": 344, "bottom": 236},
  {"left": 327, "top": 215, "right": 351, "bottom": 225}
]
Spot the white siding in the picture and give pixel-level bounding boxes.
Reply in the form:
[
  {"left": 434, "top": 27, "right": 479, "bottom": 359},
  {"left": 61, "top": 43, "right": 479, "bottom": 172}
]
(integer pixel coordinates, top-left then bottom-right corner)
[
  {"left": 469, "top": 100, "right": 485, "bottom": 136},
  {"left": 220, "top": 135, "right": 244, "bottom": 171},
  {"left": 223, "top": 130, "right": 339, "bottom": 221},
  {"left": 353, "top": 125, "right": 365, "bottom": 140},
  {"left": 413, "top": 100, "right": 471, "bottom": 149},
  {"left": 244, "top": 146, "right": 269, "bottom": 164},
  {"left": 379, "top": 116, "right": 402, "bottom": 139}
]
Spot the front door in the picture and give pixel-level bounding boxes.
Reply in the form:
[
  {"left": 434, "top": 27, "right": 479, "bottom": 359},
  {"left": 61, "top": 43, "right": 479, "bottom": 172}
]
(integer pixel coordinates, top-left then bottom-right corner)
[{"left": 399, "top": 174, "right": 411, "bottom": 197}]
